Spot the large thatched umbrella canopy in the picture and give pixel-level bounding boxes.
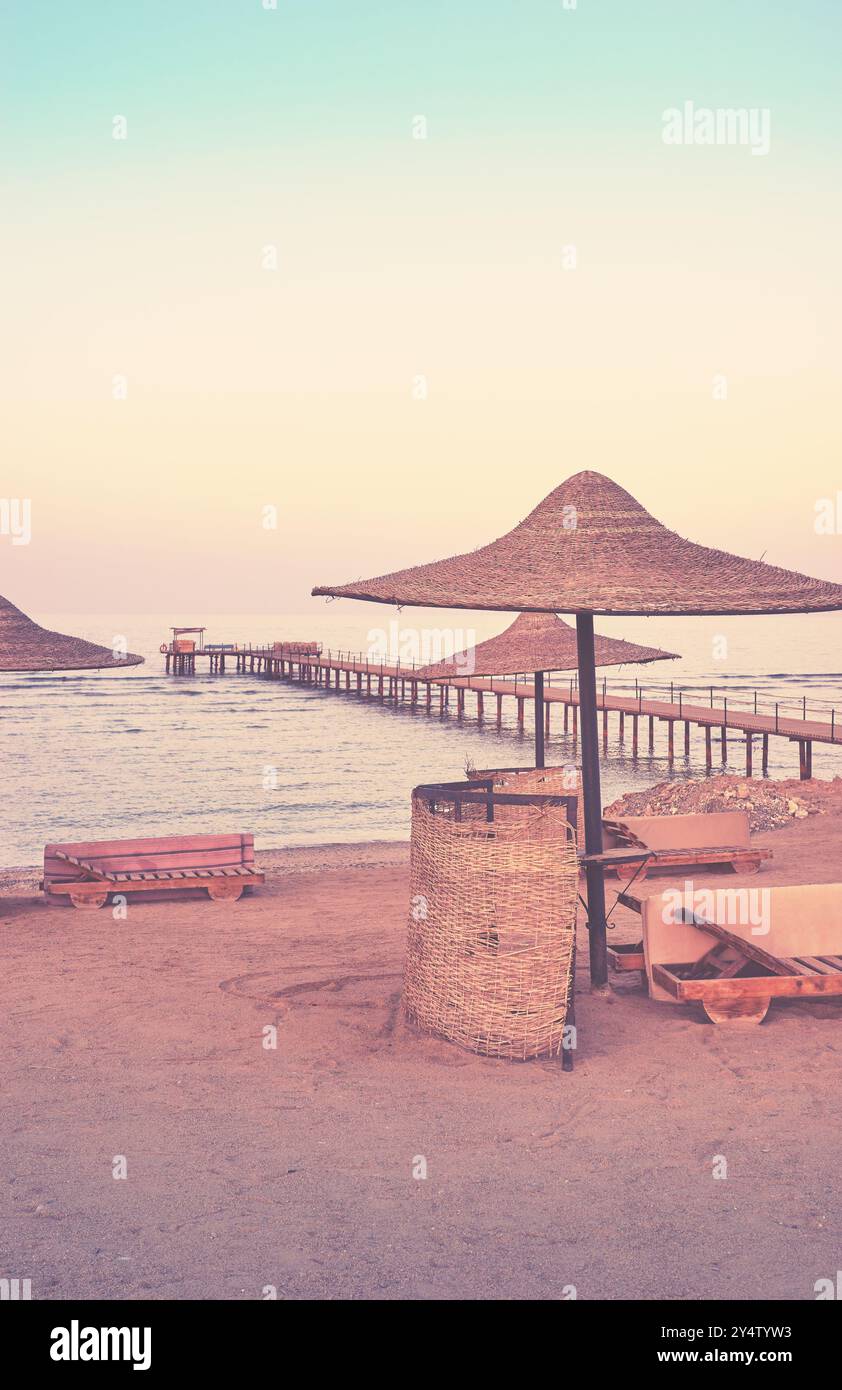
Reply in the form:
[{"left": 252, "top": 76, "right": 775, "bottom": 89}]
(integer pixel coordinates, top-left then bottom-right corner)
[
  {"left": 314, "top": 471, "right": 842, "bottom": 615},
  {"left": 0, "top": 594, "right": 143, "bottom": 671},
  {"left": 415, "top": 611, "right": 679, "bottom": 767},
  {"left": 313, "top": 470, "right": 842, "bottom": 991}
]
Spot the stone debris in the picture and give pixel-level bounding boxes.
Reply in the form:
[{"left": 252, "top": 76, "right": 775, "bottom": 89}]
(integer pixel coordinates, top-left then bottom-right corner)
[{"left": 604, "top": 775, "right": 842, "bottom": 833}]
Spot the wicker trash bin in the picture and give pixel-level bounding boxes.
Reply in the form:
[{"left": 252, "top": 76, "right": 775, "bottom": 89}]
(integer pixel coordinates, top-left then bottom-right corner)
[{"left": 403, "top": 781, "right": 579, "bottom": 1061}]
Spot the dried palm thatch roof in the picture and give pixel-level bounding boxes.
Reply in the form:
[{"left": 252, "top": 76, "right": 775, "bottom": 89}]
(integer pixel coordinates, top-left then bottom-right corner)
[
  {"left": 314, "top": 471, "right": 842, "bottom": 616},
  {"left": 0, "top": 595, "right": 143, "bottom": 672},
  {"left": 414, "top": 611, "right": 678, "bottom": 679}
]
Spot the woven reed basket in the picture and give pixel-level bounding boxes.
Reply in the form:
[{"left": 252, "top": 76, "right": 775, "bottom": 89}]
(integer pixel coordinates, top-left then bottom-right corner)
[{"left": 403, "top": 789, "right": 578, "bottom": 1061}]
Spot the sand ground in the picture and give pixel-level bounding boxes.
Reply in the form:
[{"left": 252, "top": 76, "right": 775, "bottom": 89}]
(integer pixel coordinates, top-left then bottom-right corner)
[{"left": 2, "top": 818, "right": 842, "bottom": 1302}]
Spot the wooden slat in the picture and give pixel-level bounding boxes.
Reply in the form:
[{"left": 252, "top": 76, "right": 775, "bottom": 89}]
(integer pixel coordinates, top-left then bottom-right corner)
[
  {"left": 53, "top": 850, "right": 115, "bottom": 882},
  {"left": 45, "top": 833, "right": 252, "bottom": 857},
  {"left": 793, "top": 956, "right": 837, "bottom": 976},
  {"left": 46, "top": 872, "right": 266, "bottom": 899},
  {"left": 674, "top": 910, "right": 792, "bottom": 978},
  {"left": 654, "top": 963, "right": 842, "bottom": 1002},
  {"left": 688, "top": 942, "right": 750, "bottom": 981},
  {"left": 776, "top": 958, "right": 821, "bottom": 976},
  {"left": 647, "top": 847, "right": 771, "bottom": 864},
  {"left": 617, "top": 890, "right": 645, "bottom": 914},
  {"left": 45, "top": 849, "right": 250, "bottom": 875}
]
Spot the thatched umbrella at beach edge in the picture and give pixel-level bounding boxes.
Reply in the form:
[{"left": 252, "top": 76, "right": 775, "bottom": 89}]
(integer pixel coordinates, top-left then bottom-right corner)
[
  {"left": 313, "top": 470, "right": 842, "bottom": 992},
  {"left": 413, "top": 610, "right": 679, "bottom": 768},
  {"left": 0, "top": 593, "right": 143, "bottom": 671}
]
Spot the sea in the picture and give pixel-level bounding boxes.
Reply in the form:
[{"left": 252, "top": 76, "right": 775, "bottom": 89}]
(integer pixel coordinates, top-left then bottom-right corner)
[{"left": 6, "top": 609, "right": 842, "bottom": 867}]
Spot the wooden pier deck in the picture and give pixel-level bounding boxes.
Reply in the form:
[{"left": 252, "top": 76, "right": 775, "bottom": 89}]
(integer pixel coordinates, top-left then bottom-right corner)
[{"left": 161, "top": 640, "right": 841, "bottom": 780}]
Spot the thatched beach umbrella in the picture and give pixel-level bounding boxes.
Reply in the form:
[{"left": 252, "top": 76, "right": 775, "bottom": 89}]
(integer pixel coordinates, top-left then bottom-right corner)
[
  {"left": 0, "top": 594, "right": 143, "bottom": 671},
  {"left": 414, "top": 610, "right": 678, "bottom": 767},
  {"left": 314, "top": 470, "right": 842, "bottom": 990}
]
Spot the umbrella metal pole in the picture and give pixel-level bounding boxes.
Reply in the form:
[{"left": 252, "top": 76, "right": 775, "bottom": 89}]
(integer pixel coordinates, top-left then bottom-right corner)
[
  {"left": 575, "top": 612, "right": 609, "bottom": 990},
  {"left": 534, "top": 669, "right": 545, "bottom": 768}
]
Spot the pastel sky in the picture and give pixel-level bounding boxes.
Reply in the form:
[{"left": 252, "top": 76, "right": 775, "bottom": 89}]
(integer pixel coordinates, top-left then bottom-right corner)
[{"left": 3, "top": 0, "right": 841, "bottom": 613}]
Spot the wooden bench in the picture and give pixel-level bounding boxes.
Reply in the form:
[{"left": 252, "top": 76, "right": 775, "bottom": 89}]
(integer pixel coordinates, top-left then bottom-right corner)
[
  {"left": 42, "top": 834, "right": 265, "bottom": 909},
  {"left": 602, "top": 811, "right": 772, "bottom": 878},
  {"left": 640, "top": 883, "right": 842, "bottom": 1023}
]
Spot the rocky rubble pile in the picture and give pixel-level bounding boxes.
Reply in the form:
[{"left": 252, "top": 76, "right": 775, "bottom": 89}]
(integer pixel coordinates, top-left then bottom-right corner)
[{"left": 604, "top": 775, "right": 841, "bottom": 833}]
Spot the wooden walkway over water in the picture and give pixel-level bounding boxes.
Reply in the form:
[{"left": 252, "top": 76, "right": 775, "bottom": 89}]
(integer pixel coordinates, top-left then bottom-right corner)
[{"left": 162, "top": 640, "right": 841, "bottom": 780}]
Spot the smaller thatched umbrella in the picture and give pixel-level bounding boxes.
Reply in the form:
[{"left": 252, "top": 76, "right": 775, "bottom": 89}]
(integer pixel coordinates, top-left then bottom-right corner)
[
  {"left": 0, "top": 594, "right": 143, "bottom": 671},
  {"left": 415, "top": 611, "right": 678, "bottom": 766}
]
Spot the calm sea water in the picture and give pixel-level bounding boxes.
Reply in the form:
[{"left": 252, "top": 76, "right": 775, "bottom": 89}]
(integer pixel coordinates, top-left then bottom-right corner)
[{"left": 6, "top": 609, "right": 842, "bottom": 866}]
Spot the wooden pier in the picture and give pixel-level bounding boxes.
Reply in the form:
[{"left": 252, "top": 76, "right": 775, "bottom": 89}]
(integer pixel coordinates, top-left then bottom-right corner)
[{"left": 161, "top": 639, "right": 841, "bottom": 781}]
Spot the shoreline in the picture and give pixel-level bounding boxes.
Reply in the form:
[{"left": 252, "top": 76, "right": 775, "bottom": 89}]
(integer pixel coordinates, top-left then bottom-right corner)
[
  {"left": 3, "top": 772, "right": 837, "bottom": 896},
  {"left": 4, "top": 770, "right": 840, "bottom": 896}
]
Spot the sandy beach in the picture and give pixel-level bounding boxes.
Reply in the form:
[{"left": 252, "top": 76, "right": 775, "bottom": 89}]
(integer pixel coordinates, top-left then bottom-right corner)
[{"left": 3, "top": 790, "right": 842, "bottom": 1302}]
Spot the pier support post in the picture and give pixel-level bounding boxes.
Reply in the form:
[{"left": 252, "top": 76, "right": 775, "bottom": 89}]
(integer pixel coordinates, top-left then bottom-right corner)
[
  {"left": 648, "top": 715, "right": 654, "bottom": 751},
  {"left": 439, "top": 685, "right": 445, "bottom": 714},
  {"left": 762, "top": 733, "right": 769, "bottom": 775},
  {"left": 564, "top": 703, "right": 569, "bottom": 733},
  {"left": 799, "top": 740, "right": 813, "bottom": 780},
  {"left": 476, "top": 690, "right": 484, "bottom": 719},
  {"left": 457, "top": 689, "right": 465, "bottom": 717},
  {"left": 667, "top": 720, "right": 675, "bottom": 765},
  {"left": 602, "top": 707, "right": 608, "bottom": 750},
  {"left": 684, "top": 721, "right": 691, "bottom": 757},
  {"left": 618, "top": 711, "right": 624, "bottom": 741},
  {"left": 746, "top": 733, "right": 753, "bottom": 777},
  {"left": 631, "top": 714, "right": 638, "bottom": 758},
  {"left": 705, "top": 726, "right": 712, "bottom": 771},
  {"left": 721, "top": 726, "right": 727, "bottom": 762},
  {"left": 516, "top": 695, "right": 524, "bottom": 727},
  {"left": 496, "top": 693, "right": 503, "bottom": 727},
  {"left": 545, "top": 699, "right": 550, "bottom": 737},
  {"left": 571, "top": 703, "right": 578, "bottom": 743},
  {"left": 426, "top": 683, "right": 432, "bottom": 710}
]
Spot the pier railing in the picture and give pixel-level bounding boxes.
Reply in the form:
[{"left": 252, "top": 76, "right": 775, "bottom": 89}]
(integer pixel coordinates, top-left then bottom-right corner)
[{"left": 314, "top": 649, "right": 841, "bottom": 744}]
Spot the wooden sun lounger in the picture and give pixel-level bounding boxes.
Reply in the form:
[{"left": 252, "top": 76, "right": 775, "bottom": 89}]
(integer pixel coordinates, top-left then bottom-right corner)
[
  {"left": 640, "top": 883, "right": 842, "bottom": 1023},
  {"left": 602, "top": 811, "right": 772, "bottom": 877},
  {"left": 42, "top": 834, "right": 265, "bottom": 909}
]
